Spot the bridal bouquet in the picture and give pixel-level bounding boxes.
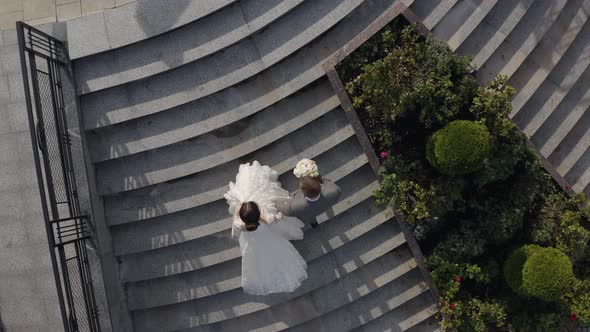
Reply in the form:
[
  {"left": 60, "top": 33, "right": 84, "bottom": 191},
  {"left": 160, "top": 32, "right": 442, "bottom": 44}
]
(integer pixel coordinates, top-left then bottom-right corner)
[{"left": 293, "top": 158, "right": 320, "bottom": 179}]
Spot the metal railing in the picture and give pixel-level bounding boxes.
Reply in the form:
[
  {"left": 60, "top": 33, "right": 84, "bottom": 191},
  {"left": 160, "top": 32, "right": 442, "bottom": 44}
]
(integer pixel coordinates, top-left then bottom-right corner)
[{"left": 16, "top": 22, "right": 101, "bottom": 332}]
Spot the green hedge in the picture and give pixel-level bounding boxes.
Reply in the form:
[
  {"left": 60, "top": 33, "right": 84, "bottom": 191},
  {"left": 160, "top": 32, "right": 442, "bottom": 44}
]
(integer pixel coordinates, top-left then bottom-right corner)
[
  {"left": 504, "top": 245, "right": 543, "bottom": 295},
  {"left": 427, "top": 120, "right": 491, "bottom": 175},
  {"left": 522, "top": 247, "right": 575, "bottom": 302},
  {"left": 338, "top": 18, "right": 590, "bottom": 329}
]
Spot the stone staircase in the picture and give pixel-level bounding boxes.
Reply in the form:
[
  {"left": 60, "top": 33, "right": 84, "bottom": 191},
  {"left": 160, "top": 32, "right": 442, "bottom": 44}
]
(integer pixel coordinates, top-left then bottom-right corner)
[
  {"left": 68, "top": 0, "right": 440, "bottom": 331},
  {"left": 410, "top": 0, "right": 590, "bottom": 194}
]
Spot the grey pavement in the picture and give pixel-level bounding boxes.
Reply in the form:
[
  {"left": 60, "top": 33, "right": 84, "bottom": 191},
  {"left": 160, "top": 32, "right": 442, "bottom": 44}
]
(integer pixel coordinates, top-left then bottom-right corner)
[
  {"left": 0, "top": 0, "right": 135, "bottom": 30},
  {"left": 66, "top": 0, "right": 236, "bottom": 59},
  {"left": 0, "top": 29, "right": 62, "bottom": 332}
]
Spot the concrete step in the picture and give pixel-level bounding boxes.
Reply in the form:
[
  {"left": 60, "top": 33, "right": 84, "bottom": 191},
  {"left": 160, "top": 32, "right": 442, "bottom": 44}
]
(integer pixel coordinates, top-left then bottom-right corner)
[
  {"left": 515, "top": 17, "right": 590, "bottom": 136},
  {"left": 434, "top": 0, "right": 499, "bottom": 51},
  {"left": 288, "top": 274, "right": 432, "bottom": 332},
  {"left": 549, "top": 103, "right": 590, "bottom": 177},
  {"left": 555, "top": 104, "right": 590, "bottom": 192},
  {"left": 476, "top": 0, "right": 569, "bottom": 83},
  {"left": 87, "top": 77, "right": 334, "bottom": 162},
  {"left": 111, "top": 139, "right": 368, "bottom": 256},
  {"left": 112, "top": 199, "right": 230, "bottom": 256},
  {"left": 570, "top": 153, "right": 590, "bottom": 193},
  {"left": 133, "top": 229, "right": 415, "bottom": 332},
  {"left": 79, "top": 0, "right": 372, "bottom": 129},
  {"left": 535, "top": 65, "right": 590, "bottom": 159},
  {"left": 66, "top": 0, "right": 238, "bottom": 59},
  {"left": 205, "top": 247, "right": 421, "bottom": 332},
  {"left": 357, "top": 301, "right": 439, "bottom": 331},
  {"left": 509, "top": 0, "right": 590, "bottom": 120},
  {"left": 128, "top": 256, "right": 242, "bottom": 312},
  {"left": 119, "top": 165, "right": 379, "bottom": 282},
  {"left": 74, "top": 0, "right": 305, "bottom": 94},
  {"left": 457, "top": 0, "right": 535, "bottom": 70},
  {"left": 86, "top": 75, "right": 334, "bottom": 164},
  {"left": 125, "top": 196, "right": 390, "bottom": 310},
  {"left": 103, "top": 116, "right": 356, "bottom": 226},
  {"left": 410, "top": 0, "right": 459, "bottom": 31},
  {"left": 94, "top": 89, "right": 342, "bottom": 195},
  {"left": 404, "top": 315, "right": 442, "bottom": 332},
  {"left": 126, "top": 196, "right": 395, "bottom": 311},
  {"left": 72, "top": 1, "right": 441, "bottom": 330},
  {"left": 119, "top": 173, "right": 380, "bottom": 284}
]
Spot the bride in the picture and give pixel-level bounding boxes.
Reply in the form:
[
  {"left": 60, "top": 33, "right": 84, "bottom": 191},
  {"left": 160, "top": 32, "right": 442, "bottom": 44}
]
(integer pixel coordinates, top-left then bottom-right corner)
[{"left": 224, "top": 161, "right": 308, "bottom": 295}]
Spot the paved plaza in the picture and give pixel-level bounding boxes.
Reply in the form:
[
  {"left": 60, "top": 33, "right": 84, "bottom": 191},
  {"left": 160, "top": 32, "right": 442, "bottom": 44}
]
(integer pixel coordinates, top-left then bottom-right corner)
[{"left": 0, "top": 0, "right": 135, "bottom": 29}]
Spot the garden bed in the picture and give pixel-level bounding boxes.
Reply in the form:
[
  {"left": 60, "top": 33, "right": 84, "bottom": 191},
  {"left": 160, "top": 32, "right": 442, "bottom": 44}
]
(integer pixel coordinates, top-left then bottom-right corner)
[{"left": 336, "top": 16, "right": 590, "bottom": 331}]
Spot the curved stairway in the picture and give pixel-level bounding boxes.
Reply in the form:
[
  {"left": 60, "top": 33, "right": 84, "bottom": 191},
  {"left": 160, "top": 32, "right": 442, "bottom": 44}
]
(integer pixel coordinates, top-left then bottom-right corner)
[
  {"left": 410, "top": 0, "right": 590, "bottom": 194},
  {"left": 69, "top": 0, "right": 440, "bottom": 331}
]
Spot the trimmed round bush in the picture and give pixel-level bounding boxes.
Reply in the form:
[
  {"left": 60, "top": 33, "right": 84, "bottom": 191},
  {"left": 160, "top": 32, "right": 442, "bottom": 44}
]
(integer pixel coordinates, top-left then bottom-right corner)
[
  {"left": 504, "top": 245, "right": 542, "bottom": 295},
  {"left": 427, "top": 120, "right": 491, "bottom": 175},
  {"left": 522, "top": 247, "right": 575, "bottom": 302}
]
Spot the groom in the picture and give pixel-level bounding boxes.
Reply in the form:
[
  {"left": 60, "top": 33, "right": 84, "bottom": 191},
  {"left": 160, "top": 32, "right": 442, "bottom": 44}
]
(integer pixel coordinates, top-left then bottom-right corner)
[{"left": 280, "top": 159, "right": 341, "bottom": 228}]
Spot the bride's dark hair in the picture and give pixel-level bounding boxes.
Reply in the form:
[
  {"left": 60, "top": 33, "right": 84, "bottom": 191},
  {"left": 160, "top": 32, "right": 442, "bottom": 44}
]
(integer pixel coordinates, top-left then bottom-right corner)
[{"left": 239, "top": 201, "right": 261, "bottom": 231}]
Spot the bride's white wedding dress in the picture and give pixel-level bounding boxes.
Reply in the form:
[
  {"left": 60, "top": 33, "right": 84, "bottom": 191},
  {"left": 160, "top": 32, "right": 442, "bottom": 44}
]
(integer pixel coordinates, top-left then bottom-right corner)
[{"left": 224, "top": 161, "right": 308, "bottom": 295}]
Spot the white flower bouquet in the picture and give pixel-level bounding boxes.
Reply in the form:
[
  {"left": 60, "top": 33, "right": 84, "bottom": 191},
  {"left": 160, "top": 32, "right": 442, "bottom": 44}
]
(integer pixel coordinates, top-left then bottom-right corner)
[{"left": 293, "top": 158, "right": 320, "bottom": 179}]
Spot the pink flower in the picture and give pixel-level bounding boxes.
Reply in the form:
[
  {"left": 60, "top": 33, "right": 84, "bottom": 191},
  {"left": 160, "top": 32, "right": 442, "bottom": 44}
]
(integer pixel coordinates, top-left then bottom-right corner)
[
  {"left": 570, "top": 313, "right": 577, "bottom": 321},
  {"left": 565, "top": 185, "right": 571, "bottom": 191},
  {"left": 455, "top": 276, "right": 462, "bottom": 283},
  {"left": 380, "top": 151, "right": 389, "bottom": 159},
  {"left": 449, "top": 303, "right": 456, "bottom": 309}
]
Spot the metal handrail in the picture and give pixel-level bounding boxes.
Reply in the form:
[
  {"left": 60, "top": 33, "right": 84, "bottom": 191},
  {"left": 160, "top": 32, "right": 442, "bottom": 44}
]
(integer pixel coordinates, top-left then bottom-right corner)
[{"left": 16, "top": 21, "right": 100, "bottom": 332}]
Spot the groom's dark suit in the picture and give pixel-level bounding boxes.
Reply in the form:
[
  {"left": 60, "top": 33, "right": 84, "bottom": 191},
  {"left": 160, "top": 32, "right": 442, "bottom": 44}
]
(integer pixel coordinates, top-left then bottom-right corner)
[{"left": 279, "top": 179, "right": 341, "bottom": 228}]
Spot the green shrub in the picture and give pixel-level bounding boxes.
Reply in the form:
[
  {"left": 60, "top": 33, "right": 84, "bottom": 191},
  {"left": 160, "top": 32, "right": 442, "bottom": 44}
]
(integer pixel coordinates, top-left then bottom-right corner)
[
  {"left": 439, "top": 298, "right": 509, "bottom": 332},
  {"left": 473, "top": 172, "right": 538, "bottom": 244},
  {"left": 427, "top": 120, "right": 491, "bottom": 175},
  {"left": 375, "top": 174, "right": 434, "bottom": 224},
  {"left": 532, "top": 194, "right": 567, "bottom": 244},
  {"left": 555, "top": 211, "right": 590, "bottom": 262},
  {"left": 488, "top": 203, "right": 525, "bottom": 243},
  {"left": 427, "top": 254, "right": 489, "bottom": 293},
  {"left": 336, "top": 17, "right": 407, "bottom": 83},
  {"left": 509, "top": 311, "right": 564, "bottom": 332},
  {"left": 522, "top": 247, "right": 575, "bottom": 301},
  {"left": 510, "top": 312, "right": 564, "bottom": 332},
  {"left": 346, "top": 24, "right": 477, "bottom": 149},
  {"left": 338, "top": 15, "right": 590, "bottom": 327},
  {"left": 532, "top": 194, "right": 590, "bottom": 262},
  {"left": 427, "top": 255, "right": 504, "bottom": 331},
  {"left": 433, "top": 222, "right": 487, "bottom": 261},
  {"left": 469, "top": 76, "right": 527, "bottom": 186},
  {"left": 374, "top": 157, "right": 457, "bottom": 225},
  {"left": 504, "top": 245, "right": 543, "bottom": 295},
  {"left": 469, "top": 75, "right": 516, "bottom": 136},
  {"left": 464, "top": 299, "right": 508, "bottom": 331},
  {"left": 564, "top": 279, "right": 590, "bottom": 325},
  {"left": 535, "top": 313, "right": 564, "bottom": 331},
  {"left": 505, "top": 246, "right": 575, "bottom": 302}
]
